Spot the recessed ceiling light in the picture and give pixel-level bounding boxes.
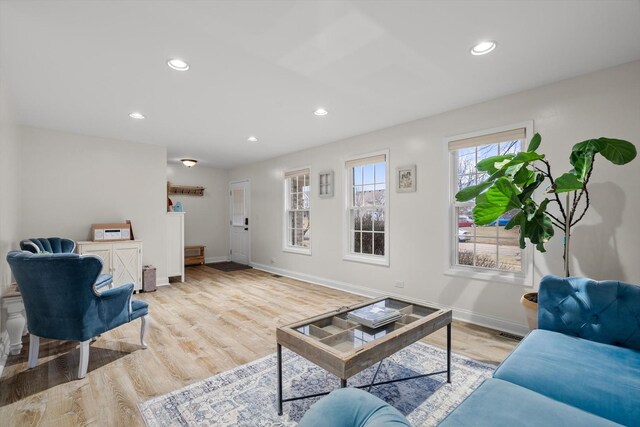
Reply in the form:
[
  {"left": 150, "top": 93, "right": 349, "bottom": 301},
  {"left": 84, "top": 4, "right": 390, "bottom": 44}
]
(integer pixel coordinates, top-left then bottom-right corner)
[
  {"left": 470, "top": 41, "right": 497, "bottom": 56},
  {"left": 167, "top": 58, "right": 190, "bottom": 71},
  {"left": 314, "top": 108, "right": 328, "bottom": 116},
  {"left": 247, "top": 136, "right": 258, "bottom": 142},
  {"left": 129, "top": 112, "right": 145, "bottom": 119}
]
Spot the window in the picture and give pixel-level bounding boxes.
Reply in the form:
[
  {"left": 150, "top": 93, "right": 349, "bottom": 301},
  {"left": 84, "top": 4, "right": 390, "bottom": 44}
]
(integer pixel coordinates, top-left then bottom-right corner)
[
  {"left": 284, "top": 169, "right": 311, "bottom": 253},
  {"left": 449, "top": 126, "right": 529, "bottom": 275},
  {"left": 345, "top": 153, "right": 388, "bottom": 265}
]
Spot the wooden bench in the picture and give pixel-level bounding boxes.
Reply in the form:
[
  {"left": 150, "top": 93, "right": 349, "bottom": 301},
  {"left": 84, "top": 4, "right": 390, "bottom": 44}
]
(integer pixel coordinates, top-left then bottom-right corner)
[{"left": 184, "top": 245, "right": 206, "bottom": 266}]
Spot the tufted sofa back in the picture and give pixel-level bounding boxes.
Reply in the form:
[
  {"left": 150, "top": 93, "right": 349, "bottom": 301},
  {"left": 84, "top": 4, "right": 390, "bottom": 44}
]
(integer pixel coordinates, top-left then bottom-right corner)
[{"left": 538, "top": 275, "right": 640, "bottom": 350}]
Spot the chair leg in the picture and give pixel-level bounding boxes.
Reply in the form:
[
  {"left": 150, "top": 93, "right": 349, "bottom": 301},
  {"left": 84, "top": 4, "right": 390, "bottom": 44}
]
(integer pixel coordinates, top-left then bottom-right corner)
[
  {"left": 78, "top": 340, "right": 90, "bottom": 379},
  {"left": 140, "top": 315, "right": 148, "bottom": 349},
  {"left": 28, "top": 335, "right": 40, "bottom": 369}
]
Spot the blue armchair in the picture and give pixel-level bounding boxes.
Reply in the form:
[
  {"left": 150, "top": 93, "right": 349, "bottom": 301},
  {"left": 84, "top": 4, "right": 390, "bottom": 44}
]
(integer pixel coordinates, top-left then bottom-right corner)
[
  {"left": 20, "top": 237, "right": 112, "bottom": 290},
  {"left": 6, "top": 251, "right": 149, "bottom": 379}
]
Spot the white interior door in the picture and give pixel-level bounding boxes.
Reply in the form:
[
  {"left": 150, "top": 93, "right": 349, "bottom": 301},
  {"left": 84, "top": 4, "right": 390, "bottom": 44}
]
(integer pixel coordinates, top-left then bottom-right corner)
[{"left": 229, "top": 180, "right": 250, "bottom": 265}]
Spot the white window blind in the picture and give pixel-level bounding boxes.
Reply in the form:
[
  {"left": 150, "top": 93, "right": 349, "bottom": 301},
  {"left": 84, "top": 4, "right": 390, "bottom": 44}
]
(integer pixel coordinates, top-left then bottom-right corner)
[
  {"left": 345, "top": 154, "right": 386, "bottom": 169},
  {"left": 448, "top": 128, "right": 526, "bottom": 151}
]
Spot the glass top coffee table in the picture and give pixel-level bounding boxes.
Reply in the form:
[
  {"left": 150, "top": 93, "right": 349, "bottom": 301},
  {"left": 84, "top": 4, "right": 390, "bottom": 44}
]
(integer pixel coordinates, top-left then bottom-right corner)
[{"left": 276, "top": 296, "right": 452, "bottom": 415}]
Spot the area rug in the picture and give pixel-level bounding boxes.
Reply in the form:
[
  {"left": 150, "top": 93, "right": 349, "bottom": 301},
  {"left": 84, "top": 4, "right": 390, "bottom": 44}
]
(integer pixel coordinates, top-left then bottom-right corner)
[
  {"left": 139, "top": 342, "right": 495, "bottom": 427},
  {"left": 204, "top": 261, "right": 253, "bottom": 272}
]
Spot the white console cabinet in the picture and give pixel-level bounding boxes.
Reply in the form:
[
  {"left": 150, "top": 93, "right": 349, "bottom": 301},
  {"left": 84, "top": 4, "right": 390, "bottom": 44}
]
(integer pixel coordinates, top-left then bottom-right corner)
[{"left": 77, "top": 240, "right": 143, "bottom": 291}]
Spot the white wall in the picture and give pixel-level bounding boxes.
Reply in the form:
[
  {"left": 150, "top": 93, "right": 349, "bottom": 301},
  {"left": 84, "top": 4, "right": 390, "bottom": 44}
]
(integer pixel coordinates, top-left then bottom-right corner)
[
  {"left": 166, "top": 163, "right": 230, "bottom": 262},
  {"left": 0, "top": 75, "right": 21, "bottom": 350},
  {"left": 19, "top": 127, "right": 168, "bottom": 281},
  {"left": 230, "top": 61, "right": 640, "bottom": 335}
]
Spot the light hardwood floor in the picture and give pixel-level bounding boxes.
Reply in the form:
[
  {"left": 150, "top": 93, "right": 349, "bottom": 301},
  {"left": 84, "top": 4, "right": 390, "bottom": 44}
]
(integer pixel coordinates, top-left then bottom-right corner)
[{"left": 0, "top": 266, "right": 518, "bottom": 426}]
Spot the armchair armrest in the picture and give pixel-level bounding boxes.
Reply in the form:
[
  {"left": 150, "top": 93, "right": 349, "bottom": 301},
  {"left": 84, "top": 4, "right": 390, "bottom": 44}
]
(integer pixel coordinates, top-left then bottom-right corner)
[
  {"left": 99, "top": 283, "right": 133, "bottom": 300},
  {"left": 95, "top": 274, "right": 113, "bottom": 291},
  {"left": 538, "top": 275, "right": 640, "bottom": 350},
  {"left": 98, "top": 283, "right": 134, "bottom": 329}
]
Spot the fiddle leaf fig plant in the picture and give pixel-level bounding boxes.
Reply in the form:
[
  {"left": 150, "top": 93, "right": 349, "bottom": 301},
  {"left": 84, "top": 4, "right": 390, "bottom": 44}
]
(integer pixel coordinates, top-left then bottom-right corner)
[{"left": 455, "top": 133, "right": 636, "bottom": 277}]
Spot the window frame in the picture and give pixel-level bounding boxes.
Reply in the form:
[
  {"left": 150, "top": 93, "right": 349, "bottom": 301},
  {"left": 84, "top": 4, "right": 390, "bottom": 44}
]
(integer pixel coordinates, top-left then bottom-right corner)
[
  {"left": 445, "top": 122, "right": 534, "bottom": 286},
  {"left": 343, "top": 149, "right": 390, "bottom": 267},
  {"left": 283, "top": 167, "right": 312, "bottom": 255}
]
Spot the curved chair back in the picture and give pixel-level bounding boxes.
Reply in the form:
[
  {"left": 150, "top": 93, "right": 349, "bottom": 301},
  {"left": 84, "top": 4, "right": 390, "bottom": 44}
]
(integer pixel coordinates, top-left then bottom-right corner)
[
  {"left": 6, "top": 251, "right": 104, "bottom": 341},
  {"left": 20, "top": 237, "right": 76, "bottom": 254}
]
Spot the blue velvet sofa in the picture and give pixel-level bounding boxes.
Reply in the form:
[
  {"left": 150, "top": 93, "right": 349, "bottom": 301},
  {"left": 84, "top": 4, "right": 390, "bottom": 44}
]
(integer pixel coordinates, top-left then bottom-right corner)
[{"left": 298, "top": 275, "right": 640, "bottom": 427}]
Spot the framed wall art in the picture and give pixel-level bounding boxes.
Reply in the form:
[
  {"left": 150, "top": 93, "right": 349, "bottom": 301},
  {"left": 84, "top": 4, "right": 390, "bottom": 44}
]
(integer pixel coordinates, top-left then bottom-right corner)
[
  {"left": 396, "top": 165, "right": 416, "bottom": 193},
  {"left": 319, "top": 170, "right": 334, "bottom": 198}
]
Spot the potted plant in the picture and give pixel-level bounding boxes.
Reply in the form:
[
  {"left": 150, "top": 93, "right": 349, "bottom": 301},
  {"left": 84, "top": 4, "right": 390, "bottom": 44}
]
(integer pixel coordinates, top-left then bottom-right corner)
[{"left": 455, "top": 134, "right": 636, "bottom": 329}]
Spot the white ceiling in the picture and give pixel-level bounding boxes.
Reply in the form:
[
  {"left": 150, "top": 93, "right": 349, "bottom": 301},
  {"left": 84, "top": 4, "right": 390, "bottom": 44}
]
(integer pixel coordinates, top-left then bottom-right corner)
[{"left": 1, "top": 1, "right": 639, "bottom": 168}]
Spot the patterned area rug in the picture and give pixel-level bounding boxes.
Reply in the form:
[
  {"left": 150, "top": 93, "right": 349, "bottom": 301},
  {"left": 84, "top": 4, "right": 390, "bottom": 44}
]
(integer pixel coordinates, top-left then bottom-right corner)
[{"left": 140, "top": 342, "right": 495, "bottom": 427}]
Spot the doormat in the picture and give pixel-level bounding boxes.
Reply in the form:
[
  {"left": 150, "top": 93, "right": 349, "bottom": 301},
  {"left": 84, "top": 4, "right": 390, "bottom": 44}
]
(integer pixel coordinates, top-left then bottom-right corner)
[
  {"left": 205, "top": 262, "right": 253, "bottom": 272},
  {"left": 139, "top": 341, "right": 495, "bottom": 426}
]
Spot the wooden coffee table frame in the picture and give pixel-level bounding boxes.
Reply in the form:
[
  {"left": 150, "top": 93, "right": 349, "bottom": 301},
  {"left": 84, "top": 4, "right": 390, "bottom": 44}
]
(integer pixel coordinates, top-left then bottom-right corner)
[{"left": 276, "top": 296, "right": 452, "bottom": 415}]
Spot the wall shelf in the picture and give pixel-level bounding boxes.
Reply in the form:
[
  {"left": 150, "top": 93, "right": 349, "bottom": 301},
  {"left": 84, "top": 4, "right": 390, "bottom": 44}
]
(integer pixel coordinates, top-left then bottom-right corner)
[{"left": 167, "top": 182, "right": 205, "bottom": 196}]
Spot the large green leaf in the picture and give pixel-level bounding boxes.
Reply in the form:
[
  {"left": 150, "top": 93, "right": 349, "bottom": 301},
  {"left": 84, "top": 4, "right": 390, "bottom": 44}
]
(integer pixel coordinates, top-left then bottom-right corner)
[
  {"left": 455, "top": 181, "right": 493, "bottom": 202},
  {"left": 504, "top": 211, "right": 524, "bottom": 230},
  {"left": 570, "top": 150, "right": 594, "bottom": 181},
  {"left": 485, "top": 151, "right": 544, "bottom": 183},
  {"left": 513, "top": 151, "right": 545, "bottom": 163},
  {"left": 527, "top": 133, "right": 541, "bottom": 152},
  {"left": 523, "top": 199, "right": 538, "bottom": 221},
  {"left": 486, "top": 178, "right": 521, "bottom": 210},
  {"left": 513, "top": 165, "right": 533, "bottom": 187},
  {"left": 554, "top": 172, "right": 583, "bottom": 193},
  {"left": 505, "top": 163, "right": 524, "bottom": 178},
  {"left": 598, "top": 138, "right": 637, "bottom": 165},
  {"left": 525, "top": 199, "right": 554, "bottom": 252},
  {"left": 476, "top": 154, "right": 514, "bottom": 173},
  {"left": 518, "top": 174, "right": 544, "bottom": 203},
  {"left": 473, "top": 202, "right": 509, "bottom": 225},
  {"left": 472, "top": 178, "right": 521, "bottom": 225},
  {"left": 572, "top": 139, "right": 606, "bottom": 154}
]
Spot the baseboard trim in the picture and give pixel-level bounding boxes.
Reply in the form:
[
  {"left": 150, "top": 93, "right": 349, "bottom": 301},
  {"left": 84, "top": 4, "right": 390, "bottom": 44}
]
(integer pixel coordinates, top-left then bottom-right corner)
[
  {"left": 0, "top": 330, "right": 9, "bottom": 378},
  {"left": 251, "top": 262, "right": 528, "bottom": 337},
  {"left": 205, "top": 256, "right": 230, "bottom": 264},
  {"left": 156, "top": 277, "right": 170, "bottom": 287}
]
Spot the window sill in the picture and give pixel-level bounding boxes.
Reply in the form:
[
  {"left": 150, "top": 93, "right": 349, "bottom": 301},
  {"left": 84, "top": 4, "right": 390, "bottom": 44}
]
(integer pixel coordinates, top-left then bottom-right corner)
[
  {"left": 445, "top": 266, "right": 532, "bottom": 287},
  {"left": 283, "top": 246, "right": 312, "bottom": 256},
  {"left": 343, "top": 253, "right": 389, "bottom": 267}
]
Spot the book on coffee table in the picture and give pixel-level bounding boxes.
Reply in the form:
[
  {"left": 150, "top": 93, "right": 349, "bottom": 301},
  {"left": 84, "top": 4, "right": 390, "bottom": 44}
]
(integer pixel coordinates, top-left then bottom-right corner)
[{"left": 347, "top": 305, "right": 401, "bottom": 328}]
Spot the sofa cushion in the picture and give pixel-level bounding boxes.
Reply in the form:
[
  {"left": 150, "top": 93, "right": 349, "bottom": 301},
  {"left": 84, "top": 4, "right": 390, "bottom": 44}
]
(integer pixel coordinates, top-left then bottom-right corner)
[
  {"left": 494, "top": 329, "right": 640, "bottom": 426},
  {"left": 439, "top": 378, "right": 620, "bottom": 426},
  {"left": 298, "top": 388, "right": 412, "bottom": 427}
]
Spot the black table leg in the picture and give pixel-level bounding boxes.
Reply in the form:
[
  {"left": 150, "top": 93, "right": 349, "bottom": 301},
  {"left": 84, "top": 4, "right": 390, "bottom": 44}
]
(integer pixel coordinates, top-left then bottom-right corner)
[
  {"left": 340, "top": 378, "right": 347, "bottom": 388},
  {"left": 277, "top": 343, "right": 283, "bottom": 415},
  {"left": 447, "top": 322, "right": 452, "bottom": 383}
]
